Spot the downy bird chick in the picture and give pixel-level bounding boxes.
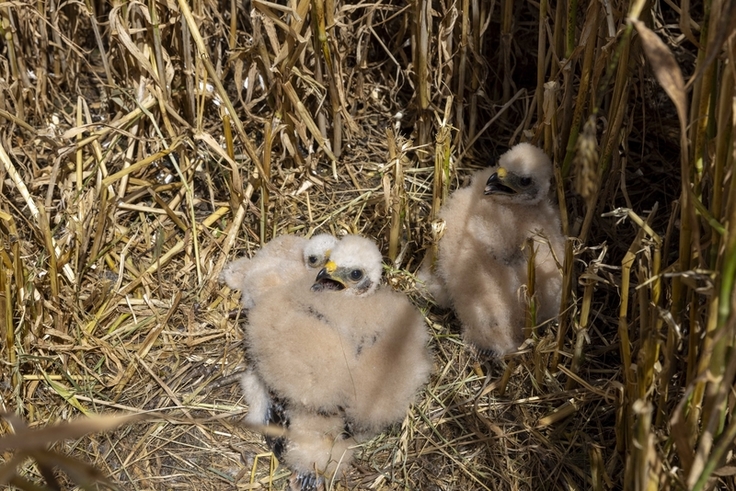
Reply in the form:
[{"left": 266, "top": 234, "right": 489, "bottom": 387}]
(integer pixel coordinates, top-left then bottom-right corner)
[
  {"left": 244, "top": 235, "right": 432, "bottom": 489},
  {"left": 431, "top": 143, "right": 565, "bottom": 355},
  {"left": 231, "top": 233, "right": 338, "bottom": 432},
  {"left": 225, "top": 233, "right": 338, "bottom": 436},
  {"left": 221, "top": 233, "right": 338, "bottom": 309}
]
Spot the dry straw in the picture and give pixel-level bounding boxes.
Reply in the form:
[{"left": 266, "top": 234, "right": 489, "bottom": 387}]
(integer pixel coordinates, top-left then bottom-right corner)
[{"left": 0, "top": 0, "right": 735, "bottom": 489}]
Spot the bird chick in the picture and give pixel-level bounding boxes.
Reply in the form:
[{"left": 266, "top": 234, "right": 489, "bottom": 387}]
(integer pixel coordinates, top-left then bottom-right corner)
[
  {"left": 244, "top": 235, "right": 432, "bottom": 488},
  {"left": 433, "top": 143, "right": 565, "bottom": 356},
  {"left": 227, "top": 234, "right": 337, "bottom": 431},
  {"left": 221, "top": 233, "right": 338, "bottom": 309}
]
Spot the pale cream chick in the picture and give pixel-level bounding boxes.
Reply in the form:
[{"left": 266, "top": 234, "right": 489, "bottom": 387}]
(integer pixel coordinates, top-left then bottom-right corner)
[
  {"left": 244, "top": 235, "right": 432, "bottom": 489},
  {"left": 227, "top": 234, "right": 337, "bottom": 431},
  {"left": 221, "top": 233, "right": 338, "bottom": 309},
  {"left": 433, "top": 143, "right": 565, "bottom": 355}
]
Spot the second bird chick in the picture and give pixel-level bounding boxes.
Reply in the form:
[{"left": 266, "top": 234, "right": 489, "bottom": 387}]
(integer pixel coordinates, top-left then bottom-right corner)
[{"left": 425, "top": 143, "right": 566, "bottom": 356}]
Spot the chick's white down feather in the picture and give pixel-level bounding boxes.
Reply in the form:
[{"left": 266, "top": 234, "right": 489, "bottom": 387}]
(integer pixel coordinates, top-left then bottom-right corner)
[
  {"left": 432, "top": 143, "right": 565, "bottom": 355},
  {"left": 244, "top": 235, "right": 432, "bottom": 481},
  {"left": 221, "top": 233, "right": 337, "bottom": 309},
  {"left": 239, "top": 369, "right": 271, "bottom": 427}
]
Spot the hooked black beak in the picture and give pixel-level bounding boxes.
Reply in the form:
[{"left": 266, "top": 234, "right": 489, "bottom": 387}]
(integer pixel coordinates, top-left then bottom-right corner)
[
  {"left": 484, "top": 171, "right": 516, "bottom": 195},
  {"left": 311, "top": 266, "right": 346, "bottom": 292}
]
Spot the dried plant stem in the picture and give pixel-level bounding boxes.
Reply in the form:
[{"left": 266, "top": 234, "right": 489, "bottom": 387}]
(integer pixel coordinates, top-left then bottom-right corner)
[
  {"left": 709, "top": 63, "right": 734, "bottom": 259},
  {"left": 565, "top": 0, "right": 577, "bottom": 58},
  {"left": 386, "top": 130, "right": 407, "bottom": 262},
  {"left": 180, "top": 14, "right": 196, "bottom": 122},
  {"left": 553, "top": 150, "right": 570, "bottom": 237},
  {"left": 1, "top": 214, "right": 17, "bottom": 390},
  {"left": 552, "top": 239, "right": 574, "bottom": 372},
  {"left": 575, "top": 25, "right": 632, "bottom": 245},
  {"left": 598, "top": 32, "right": 631, "bottom": 175},
  {"left": 617, "top": 210, "right": 656, "bottom": 454},
  {"left": 283, "top": 81, "right": 336, "bottom": 161},
  {"left": 261, "top": 118, "right": 274, "bottom": 242},
  {"left": 203, "top": 205, "right": 248, "bottom": 303},
  {"left": 467, "top": 0, "right": 482, "bottom": 141},
  {"left": 500, "top": 0, "right": 513, "bottom": 103},
  {"left": 414, "top": 0, "right": 430, "bottom": 149},
  {"left": 566, "top": 278, "right": 591, "bottom": 390},
  {"left": 75, "top": 99, "right": 84, "bottom": 194},
  {"left": 113, "top": 292, "right": 181, "bottom": 398},
  {"left": 433, "top": 98, "right": 453, "bottom": 219},
  {"left": 637, "top": 254, "right": 662, "bottom": 402},
  {"left": 630, "top": 401, "right": 658, "bottom": 490},
  {"left": 561, "top": 1, "right": 599, "bottom": 176},
  {"left": 536, "top": 0, "right": 547, "bottom": 126},
  {"left": 524, "top": 239, "right": 537, "bottom": 340},
  {"left": 228, "top": 0, "right": 237, "bottom": 49},
  {"left": 0, "top": 6, "right": 30, "bottom": 91},
  {"left": 148, "top": 0, "right": 167, "bottom": 101},
  {"left": 688, "top": 0, "right": 713, "bottom": 194},
  {"left": 542, "top": 81, "right": 559, "bottom": 157},
  {"left": 498, "top": 359, "right": 515, "bottom": 397},
  {"left": 0, "top": 144, "right": 75, "bottom": 283},
  {"left": 177, "top": 0, "right": 263, "bottom": 173},
  {"left": 455, "top": 0, "right": 470, "bottom": 149},
  {"left": 686, "top": 100, "right": 736, "bottom": 485},
  {"left": 312, "top": 0, "right": 343, "bottom": 157},
  {"left": 692, "top": 397, "right": 736, "bottom": 491},
  {"left": 117, "top": 82, "right": 147, "bottom": 199},
  {"left": 37, "top": 205, "right": 59, "bottom": 303},
  {"left": 74, "top": 96, "right": 158, "bottom": 149}
]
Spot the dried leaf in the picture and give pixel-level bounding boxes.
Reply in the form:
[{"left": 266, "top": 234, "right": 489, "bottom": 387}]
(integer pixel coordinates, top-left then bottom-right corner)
[
  {"left": 714, "top": 466, "right": 736, "bottom": 477},
  {"left": 0, "top": 453, "right": 29, "bottom": 485},
  {"left": 0, "top": 413, "right": 146, "bottom": 452},
  {"left": 33, "top": 449, "right": 116, "bottom": 489},
  {"left": 687, "top": 0, "right": 736, "bottom": 87},
  {"left": 632, "top": 19, "right": 688, "bottom": 128}
]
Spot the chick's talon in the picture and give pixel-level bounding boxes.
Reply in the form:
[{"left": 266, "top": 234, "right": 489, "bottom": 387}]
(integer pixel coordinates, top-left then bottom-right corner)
[{"left": 291, "top": 471, "right": 324, "bottom": 491}]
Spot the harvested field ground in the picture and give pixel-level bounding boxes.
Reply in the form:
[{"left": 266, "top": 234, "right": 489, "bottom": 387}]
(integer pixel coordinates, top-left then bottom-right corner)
[{"left": 1, "top": 0, "right": 735, "bottom": 490}]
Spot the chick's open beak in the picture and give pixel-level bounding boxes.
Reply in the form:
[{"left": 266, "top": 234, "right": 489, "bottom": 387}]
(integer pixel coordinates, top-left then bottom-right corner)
[
  {"left": 484, "top": 167, "right": 518, "bottom": 196},
  {"left": 312, "top": 261, "right": 347, "bottom": 292}
]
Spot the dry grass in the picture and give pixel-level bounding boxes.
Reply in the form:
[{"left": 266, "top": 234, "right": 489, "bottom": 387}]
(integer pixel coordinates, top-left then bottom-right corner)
[{"left": 0, "top": 0, "right": 735, "bottom": 489}]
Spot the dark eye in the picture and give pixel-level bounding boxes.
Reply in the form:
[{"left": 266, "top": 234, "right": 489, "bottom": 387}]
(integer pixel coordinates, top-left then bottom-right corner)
[
  {"left": 308, "top": 255, "right": 318, "bottom": 265},
  {"left": 349, "top": 269, "right": 363, "bottom": 281},
  {"left": 520, "top": 177, "right": 532, "bottom": 186}
]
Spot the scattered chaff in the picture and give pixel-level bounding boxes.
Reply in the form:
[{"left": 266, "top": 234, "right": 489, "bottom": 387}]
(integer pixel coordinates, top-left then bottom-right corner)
[{"left": 0, "top": 0, "right": 733, "bottom": 489}]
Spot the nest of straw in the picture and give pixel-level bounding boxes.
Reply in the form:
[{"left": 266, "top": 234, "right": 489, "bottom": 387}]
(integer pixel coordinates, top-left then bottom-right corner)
[{"left": 1, "top": 0, "right": 735, "bottom": 489}]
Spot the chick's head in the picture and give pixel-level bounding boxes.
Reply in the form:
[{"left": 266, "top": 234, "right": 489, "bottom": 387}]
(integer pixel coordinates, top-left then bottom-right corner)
[
  {"left": 311, "top": 235, "right": 382, "bottom": 296},
  {"left": 484, "top": 143, "right": 552, "bottom": 205},
  {"left": 303, "top": 233, "right": 339, "bottom": 270}
]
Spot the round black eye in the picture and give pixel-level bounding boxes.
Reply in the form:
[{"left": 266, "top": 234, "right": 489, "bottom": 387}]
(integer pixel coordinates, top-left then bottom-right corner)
[
  {"left": 520, "top": 177, "right": 532, "bottom": 186},
  {"left": 349, "top": 269, "right": 363, "bottom": 281},
  {"left": 308, "top": 255, "right": 318, "bottom": 265}
]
